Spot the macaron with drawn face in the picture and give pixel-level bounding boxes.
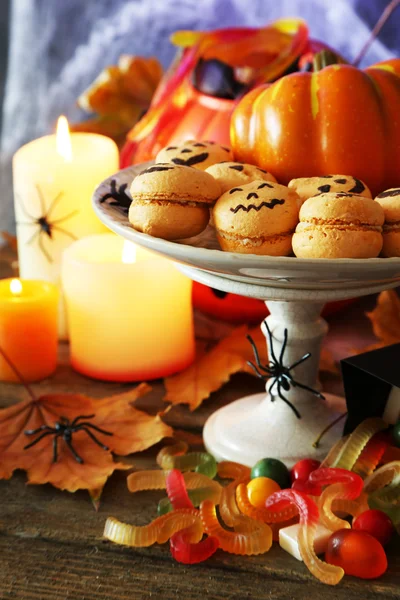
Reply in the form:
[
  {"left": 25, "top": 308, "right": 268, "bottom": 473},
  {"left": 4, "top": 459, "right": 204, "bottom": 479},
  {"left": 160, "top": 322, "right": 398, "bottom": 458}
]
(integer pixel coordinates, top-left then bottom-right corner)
[
  {"left": 292, "top": 192, "right": 384, "bottom": 259},
  {"left": 156, "top": 140, "right": 233, "bottom": 171},
  {"left": 213, "top": 180, "right": 300, "bottom": 255},
  {"left": 288, "top": 175, "right": 372, "bottom": 204},
  {"left": 206, "top": 161, "right": 277, "bottom": 194},
  {"left": 375, "top": 188, "right": 400, "bottom": 257},
  {"left": 129, "top": 163, "right": 221, "bottom": 240}
]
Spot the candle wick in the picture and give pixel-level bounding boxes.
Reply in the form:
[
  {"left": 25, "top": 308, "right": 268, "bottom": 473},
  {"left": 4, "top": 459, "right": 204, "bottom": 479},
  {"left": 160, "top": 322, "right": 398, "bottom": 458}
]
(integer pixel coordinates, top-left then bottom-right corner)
[{"left": 0, "top": 345, "right": 37, "bottom": 401}]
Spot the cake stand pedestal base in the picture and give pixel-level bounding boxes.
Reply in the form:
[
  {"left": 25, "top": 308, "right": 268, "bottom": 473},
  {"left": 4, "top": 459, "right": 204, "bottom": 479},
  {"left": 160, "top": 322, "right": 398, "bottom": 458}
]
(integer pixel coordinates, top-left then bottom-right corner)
[{"left": 203, "top": 391, "right": 343, "bottom": 467}]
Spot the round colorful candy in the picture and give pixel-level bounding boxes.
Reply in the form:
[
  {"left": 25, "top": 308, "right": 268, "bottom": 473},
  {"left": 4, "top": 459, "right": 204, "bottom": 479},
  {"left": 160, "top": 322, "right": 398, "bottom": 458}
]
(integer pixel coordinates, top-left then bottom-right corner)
[
  {"left": 247, "top": 477, "right": 281, "bottom": 508},
  {"left": 353, "top": 509, "right": 395, "bottom": 546},
  {"left": 392, "top": 421, "right": 400, "bottom": 447},
  {"left": 290, "top": 459, "right": 320, "bottom": 483},
  {"left": 325, "top": 529, "right": 387, "bottom": 579},
  {"left": 251, "top": 458, "right": 291, "bottom": 489}
]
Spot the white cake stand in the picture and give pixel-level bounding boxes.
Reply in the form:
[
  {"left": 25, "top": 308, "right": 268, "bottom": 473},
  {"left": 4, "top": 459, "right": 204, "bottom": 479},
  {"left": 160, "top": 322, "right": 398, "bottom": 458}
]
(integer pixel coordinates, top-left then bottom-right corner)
[{"left": 93, "top": 165, "right": 400, "bottom": 466}]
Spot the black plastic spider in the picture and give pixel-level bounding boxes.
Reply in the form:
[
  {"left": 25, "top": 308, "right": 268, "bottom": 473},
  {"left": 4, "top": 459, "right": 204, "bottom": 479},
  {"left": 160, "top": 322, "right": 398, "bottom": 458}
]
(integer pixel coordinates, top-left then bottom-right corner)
[
  {"left": 17, "top": 185, "right": 78, "bottom": 263},
  {"left": 99, "top": 179, "right": 132, "bottom": 213},
  {"left": 247, "top": 320, "right": 325, "bottom": 419},
  {"left": 24, "top": 415, "right": 113, "bottom": 464}
]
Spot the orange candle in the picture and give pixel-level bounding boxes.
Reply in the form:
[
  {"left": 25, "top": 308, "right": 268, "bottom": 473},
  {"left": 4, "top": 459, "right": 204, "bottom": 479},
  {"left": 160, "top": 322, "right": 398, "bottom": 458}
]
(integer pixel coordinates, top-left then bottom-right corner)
[{"left": 0, "top": 279, "right": 58, "bottom": 382}]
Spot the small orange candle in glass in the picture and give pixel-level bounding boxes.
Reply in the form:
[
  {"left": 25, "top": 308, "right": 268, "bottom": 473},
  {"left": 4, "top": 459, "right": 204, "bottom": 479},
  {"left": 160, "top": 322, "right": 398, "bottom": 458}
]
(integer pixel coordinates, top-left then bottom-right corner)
[{"left": 0, "top": 279, "right": 58, "bottom": 382}]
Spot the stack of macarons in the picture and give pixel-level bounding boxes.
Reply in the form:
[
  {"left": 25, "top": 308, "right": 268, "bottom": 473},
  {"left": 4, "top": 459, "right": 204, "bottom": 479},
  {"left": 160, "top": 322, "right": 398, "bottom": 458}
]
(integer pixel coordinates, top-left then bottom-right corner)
[{"left": 128, "top": 140, "right": 400, "bottom": 258}]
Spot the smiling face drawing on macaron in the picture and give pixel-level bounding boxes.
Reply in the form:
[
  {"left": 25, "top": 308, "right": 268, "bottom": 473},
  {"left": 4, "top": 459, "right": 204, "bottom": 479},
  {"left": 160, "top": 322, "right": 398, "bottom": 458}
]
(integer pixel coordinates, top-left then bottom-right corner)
[
  {"left": 156, "top": 140, "right": 233, "bottom": 170},
  {"left": 289, "top": 175, "right": 372, "bottom": 205},
  {"left": 213, "top": 180, "right": 300, "bottom": 256}
]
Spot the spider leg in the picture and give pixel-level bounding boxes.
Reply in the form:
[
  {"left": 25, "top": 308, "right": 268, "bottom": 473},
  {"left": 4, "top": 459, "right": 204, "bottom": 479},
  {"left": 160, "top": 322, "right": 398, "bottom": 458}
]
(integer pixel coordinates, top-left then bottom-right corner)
[
  {"left": 24, "top": 429, "right": 56, "bottom": 449},
  {"left": 51, "top": 225, "right": 77, "bottom": 241},
  {"left": 70, "top": 414, "right": 95, "bottom": 427},
  {"left": 246, "top": 360, "right": 268, "bottom": 380},
  {"left": 26, "top": 228, "right": 40, "bottom": 245},
  {"left": 120, "top": 183, "right": 128, "bottom": 194},
  {"left": 25, "top": 424, "right": 54, "bottom": 435},
  {"left": 80, "top": 427, "right": 110, "bottom": 451},
  {"left": 291, "top": 379, "right": 325, "bottom": 400},
  {"left": 276, "top": 382, "right": 301, "bottom": 419},
  {"left": 268, "top": 377, "right": 278, "bottom": 400},
  {"left": 64, "top": 437, "right": 84, "bottom": 464},
  {"left": 15, "top": 194, "right": 36, "bottom": 220},
  {"left": 35, "top": 184, "right": 46, "bottom": 215},
  {"left": 45, "top": 192, "right": 64, "bottom": 218},
  {"left": 38, "top": 233, "right": 53, "bottom": 263},
  {"left": 288, "top": 353, "right": 311, "bottom": 371},
  {"left": 51, "top": 209, "right": 79, "bottom": 225},
  {"left": 263, "top": 320, "right": 279, "bottom": 365},
  {"left": 74, "top": 422, "right": 113, "bottom": 436},
  {"left": 53, "top": 434, "right": 59, "bottom": 463},
  {"left": 278, "top": 328, "right": 288, "bottom": 365},
  {"left": 100, "top": 193, "right": 114, "bottom": 203},
  {"left": 246, "top": 335, "right": 270, "bottom": 373}
]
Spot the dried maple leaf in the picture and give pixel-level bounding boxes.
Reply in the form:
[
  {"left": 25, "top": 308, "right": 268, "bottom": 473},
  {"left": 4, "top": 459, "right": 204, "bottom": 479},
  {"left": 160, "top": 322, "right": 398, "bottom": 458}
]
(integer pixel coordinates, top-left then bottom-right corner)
[
  {"left": 72, "top": 55, "right": 162, "bottom": 146},
  {"left": 366, "top": 290, "right": 400, "bottom": 346},
  {"left": 0, "top": 383, "right": 172, "bottom": 492},
  {"left": 165, "top": 323, "right": 337, "bottom": 411}
]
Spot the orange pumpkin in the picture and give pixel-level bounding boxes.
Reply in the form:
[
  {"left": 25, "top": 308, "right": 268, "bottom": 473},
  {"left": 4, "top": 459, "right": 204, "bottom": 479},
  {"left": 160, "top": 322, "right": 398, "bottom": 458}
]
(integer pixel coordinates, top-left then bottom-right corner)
[{"left": 231, "top": 55, "right": 400, "bottom": 196}]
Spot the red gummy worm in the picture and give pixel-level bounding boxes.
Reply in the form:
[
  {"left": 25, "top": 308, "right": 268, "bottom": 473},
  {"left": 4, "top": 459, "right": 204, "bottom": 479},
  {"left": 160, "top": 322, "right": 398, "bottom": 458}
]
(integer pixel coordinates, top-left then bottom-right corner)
[
  {"left": 166, "top": 468, "right": 194, "bottom": 510},
  {"left": 170, "top": 528, "right": 219, "bottom": 564}
]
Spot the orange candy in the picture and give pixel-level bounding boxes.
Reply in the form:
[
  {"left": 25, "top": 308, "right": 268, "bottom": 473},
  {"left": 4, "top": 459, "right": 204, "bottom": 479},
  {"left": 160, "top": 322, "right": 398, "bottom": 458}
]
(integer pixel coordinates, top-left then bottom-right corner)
[
  {"left": 246, "top": 477, "right": 281, "bottom": 509},
  {"left": 325, "top": 529, "right": 388, "bottom": 579}
]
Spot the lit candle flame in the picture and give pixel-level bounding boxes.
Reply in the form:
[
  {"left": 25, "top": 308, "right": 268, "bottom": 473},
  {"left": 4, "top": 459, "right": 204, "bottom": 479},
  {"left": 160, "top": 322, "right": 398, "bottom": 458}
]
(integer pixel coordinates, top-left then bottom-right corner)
[
  {"left": 122, "top": 240, "right": 137, "bottom": 264},
  {"left": 10, "top": 279, "right": 22, "bottom": 295},
  {"left": 56, "top": 116, "right": 73, "bottom": 162}
]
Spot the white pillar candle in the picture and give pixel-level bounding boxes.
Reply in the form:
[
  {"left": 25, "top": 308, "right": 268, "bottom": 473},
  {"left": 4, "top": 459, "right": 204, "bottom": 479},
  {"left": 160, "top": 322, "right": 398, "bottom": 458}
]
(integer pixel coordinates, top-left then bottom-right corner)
[
  {"left": 61, "top": 233, "right": 195, "bottom": 381},
  {"left": 13, "top": 117, "right": 119, "bottom": 339}
]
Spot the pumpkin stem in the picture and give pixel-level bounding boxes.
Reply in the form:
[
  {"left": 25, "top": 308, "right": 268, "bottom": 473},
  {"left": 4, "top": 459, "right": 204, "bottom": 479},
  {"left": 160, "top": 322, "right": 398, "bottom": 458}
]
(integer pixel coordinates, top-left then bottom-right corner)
[
  {"left": 0, "top": 345, "right": 37, "bottom": 401},
  {"left": 312, "top": 50, "right": 345, "bottom": 72},
  {"left": 353, "top": 0, "right": 400, "bottom": 67}
]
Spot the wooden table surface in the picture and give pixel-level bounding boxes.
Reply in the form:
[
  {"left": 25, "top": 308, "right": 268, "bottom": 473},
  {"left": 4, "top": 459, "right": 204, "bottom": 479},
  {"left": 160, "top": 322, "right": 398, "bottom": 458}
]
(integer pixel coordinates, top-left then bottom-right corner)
[{"left": 0, "top": 248, "right": 399, "bottom": 600}]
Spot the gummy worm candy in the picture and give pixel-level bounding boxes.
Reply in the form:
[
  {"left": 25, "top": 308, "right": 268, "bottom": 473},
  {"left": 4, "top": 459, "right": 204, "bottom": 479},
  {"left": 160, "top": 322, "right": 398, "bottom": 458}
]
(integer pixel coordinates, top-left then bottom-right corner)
[
  {"left": 364, "top": 460, "right": 400, "bottom": 495},
  {"left": 320, "top": 436, "right": 348, "bottom": 468},
  {"left": 235, "top": 482, "right": 298, "bottom": 523},
  {"left": 200, "top": 500, "right": 273, "bottom": 555},
  {"left": 219, "top": 477, "right": 249, "bottom": 527},
  {"left": 156, "top": 441, "right": 188, "bottom": 467},
  {"left": 331, "top": 494, "right": 369, "bottom": 520},
  {"left": 160, "top": 451, "right": 217, "bottom": 479},
  {"left": 104, "top": 508, "right": 199, "bottom": 547},
  {"left": 352, "top": 432, "right": 390, "bottom": 479},
  {"left": 159, "top": 485, "right": 221, "bottom": 515},
  {"left": 127, "top": 469, "right": 166, "bottom": 493},
  {"left": 166, "top": 468, "right": 194, "bottom": 510},
  {"left": 170, "top": 521, "right": 219, "bottom": 564},
  {"left": 217, "top": 461, "right": 251, "bottom": 480},
  {"left": 265, "top": 489, "right": 344, "bottom": 586},
  {"left": 128, "top": 469, "right": 221, "bottom": 496},
  {"left": 332, "top": 418, "right": 387, "bottom": 471},
  {"left": 364, "top": 461, "right": 400, "bottom": 524},
  {"left": 309, "top": 468, "right": 363, "bottom": 531}
]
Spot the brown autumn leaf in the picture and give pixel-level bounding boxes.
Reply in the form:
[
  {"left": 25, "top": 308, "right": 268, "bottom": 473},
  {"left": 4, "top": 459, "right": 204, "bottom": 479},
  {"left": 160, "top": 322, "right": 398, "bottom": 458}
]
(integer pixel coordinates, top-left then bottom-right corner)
[
  {"left": 1, "top": 231, "right": 18, "bottom": 252},
  {"left": 366, "top": 289, "right": 400, "bottom": 346},
  {"left": 164, "top": 325, "right": 266, "bottom": 411},
  {"left": 72, "top": 55, "right": 162, "bottom": 146},
  {"left": 0, "top": 383, "right": 172, "bottom": 493}
]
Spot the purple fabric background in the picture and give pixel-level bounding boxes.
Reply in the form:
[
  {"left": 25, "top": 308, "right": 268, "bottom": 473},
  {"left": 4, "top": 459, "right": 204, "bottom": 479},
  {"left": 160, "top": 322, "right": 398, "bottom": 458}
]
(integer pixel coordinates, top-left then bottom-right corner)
[{"left": 0, "top": 0, "right": 399, "bottom": 231}]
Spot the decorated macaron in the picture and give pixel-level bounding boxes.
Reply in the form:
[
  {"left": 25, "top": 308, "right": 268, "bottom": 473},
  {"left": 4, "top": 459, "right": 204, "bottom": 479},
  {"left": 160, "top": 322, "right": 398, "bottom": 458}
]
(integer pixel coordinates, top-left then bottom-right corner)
[
  {"left": 206, "top": 161, "right": 277, "bottom": 194},
  {"left": 155, "top": 140, "right": 233, "bottom": 171},
  {"left": 288, "top": 175, "right": 372, "bottom": 204},
  {"left": 292, "top": 192, "right": 384, "bottom": 259},
  {"left": 375, "top": 188, "right": 400, "bottom": 257},
  {"left": 213, "top": 180, "right": 300, "bottom": 255},
  {"left": 129, "top": 163, "right": 221, "bottom": 240}
]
